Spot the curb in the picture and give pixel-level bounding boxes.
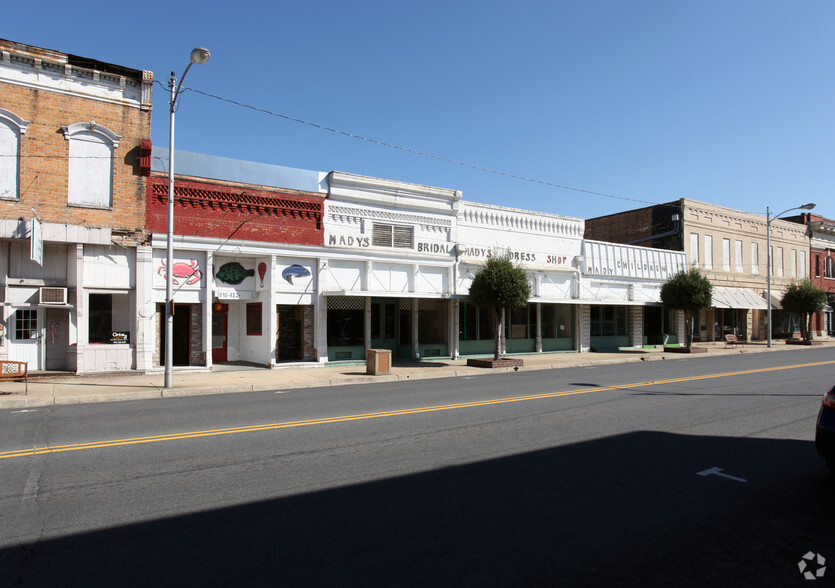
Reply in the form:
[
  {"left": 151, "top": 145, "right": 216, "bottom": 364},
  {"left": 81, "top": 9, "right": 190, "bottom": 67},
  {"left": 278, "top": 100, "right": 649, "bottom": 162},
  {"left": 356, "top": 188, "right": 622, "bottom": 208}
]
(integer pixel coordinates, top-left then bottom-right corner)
[{"left": 0, "top": 342, "right": 822, "bottom": 409}]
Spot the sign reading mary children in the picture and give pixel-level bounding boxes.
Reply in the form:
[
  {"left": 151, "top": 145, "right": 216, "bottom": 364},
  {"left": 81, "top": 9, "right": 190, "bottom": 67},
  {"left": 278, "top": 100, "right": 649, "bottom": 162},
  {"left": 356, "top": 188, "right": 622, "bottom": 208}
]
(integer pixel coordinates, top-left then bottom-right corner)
[{"left": 582, "top": 241, "right": 687, "bottom": 278}]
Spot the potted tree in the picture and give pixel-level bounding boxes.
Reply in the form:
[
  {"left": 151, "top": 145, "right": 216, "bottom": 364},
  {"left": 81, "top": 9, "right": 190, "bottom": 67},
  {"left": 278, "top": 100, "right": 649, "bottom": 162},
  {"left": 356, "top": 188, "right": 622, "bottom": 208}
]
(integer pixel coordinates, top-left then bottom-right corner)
[
  {"left": 780, "top": 279, "right": 827, "bottom": 345},
  {"left": 466, "top": 252, "right": 531, "bottom": 368},
  {"left": 659, "top": 268, "right": 713, "bottom": 353}
]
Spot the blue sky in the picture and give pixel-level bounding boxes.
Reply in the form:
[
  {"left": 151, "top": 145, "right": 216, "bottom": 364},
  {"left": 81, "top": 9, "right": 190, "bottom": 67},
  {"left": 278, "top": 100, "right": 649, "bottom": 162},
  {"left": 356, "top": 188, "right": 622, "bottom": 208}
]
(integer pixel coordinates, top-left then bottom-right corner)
[{"left": 5, "top": 1, "right": 834, "bottom": 220}]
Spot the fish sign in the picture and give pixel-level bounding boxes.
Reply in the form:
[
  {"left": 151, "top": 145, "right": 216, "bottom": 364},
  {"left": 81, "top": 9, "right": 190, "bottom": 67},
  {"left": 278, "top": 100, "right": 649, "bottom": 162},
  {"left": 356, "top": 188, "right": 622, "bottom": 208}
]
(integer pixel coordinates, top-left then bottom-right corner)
[
  {"left": 282, "top": 264, "right": 311, "bottom": 285},
  {"left": 216, "top": 262, "right": 255, "bottom": 285}
]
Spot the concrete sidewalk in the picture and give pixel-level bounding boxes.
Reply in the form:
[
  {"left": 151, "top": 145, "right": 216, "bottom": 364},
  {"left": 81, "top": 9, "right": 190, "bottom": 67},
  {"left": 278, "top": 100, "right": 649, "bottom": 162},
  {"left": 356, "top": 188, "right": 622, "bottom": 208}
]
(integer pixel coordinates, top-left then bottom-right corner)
[{"left": 1, "top": 341, "right": 830, "bottom": 409}]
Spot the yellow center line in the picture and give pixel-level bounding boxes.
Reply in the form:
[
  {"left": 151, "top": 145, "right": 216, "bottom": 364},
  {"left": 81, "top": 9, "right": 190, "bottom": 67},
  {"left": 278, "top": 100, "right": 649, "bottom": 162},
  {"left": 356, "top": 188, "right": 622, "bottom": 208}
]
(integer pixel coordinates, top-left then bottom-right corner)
[{"left": 2, "top": 360, "right": 832, "bottom": 460}]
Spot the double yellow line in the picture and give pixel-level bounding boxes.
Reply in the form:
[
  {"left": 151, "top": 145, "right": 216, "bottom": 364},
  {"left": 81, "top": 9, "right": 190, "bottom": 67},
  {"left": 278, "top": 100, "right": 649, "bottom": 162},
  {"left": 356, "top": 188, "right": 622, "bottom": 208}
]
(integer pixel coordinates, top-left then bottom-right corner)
[{"left": 2, "top": 360, "right": 832, "bottom": 460}]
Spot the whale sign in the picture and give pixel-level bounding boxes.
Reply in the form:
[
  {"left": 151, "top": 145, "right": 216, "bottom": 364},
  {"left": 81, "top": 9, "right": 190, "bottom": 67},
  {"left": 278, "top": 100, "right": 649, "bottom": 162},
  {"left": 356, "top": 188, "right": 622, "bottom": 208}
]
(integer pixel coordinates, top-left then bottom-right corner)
[{"left": 282, "top": 264, "right": 311, "bottom": 285}]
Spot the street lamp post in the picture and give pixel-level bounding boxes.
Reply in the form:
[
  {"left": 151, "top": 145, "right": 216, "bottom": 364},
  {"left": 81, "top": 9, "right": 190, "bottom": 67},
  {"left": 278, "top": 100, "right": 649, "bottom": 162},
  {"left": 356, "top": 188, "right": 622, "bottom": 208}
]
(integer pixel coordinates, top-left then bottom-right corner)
[
  {"left": 766, "top": 202, "right": 815, "bottom": 348},
  {"left": 165, "top": 47, "right": 211, "bottom": 389}
]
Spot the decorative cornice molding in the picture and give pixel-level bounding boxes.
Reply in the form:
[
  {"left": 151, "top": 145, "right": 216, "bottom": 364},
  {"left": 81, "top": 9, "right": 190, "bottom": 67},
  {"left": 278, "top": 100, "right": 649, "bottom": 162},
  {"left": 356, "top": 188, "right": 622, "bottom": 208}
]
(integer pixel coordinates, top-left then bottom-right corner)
[
  {"left": 0, "top": 47, "right": 151, "bottom": 110},
  {"left": 459, "top": 201, "right": 583, "bottom": 237},
  {"left": 327, "top": 203, "right": 452, "bottom": 229},
  {"left": 328, "top": 171, "right": 461, "bottom": 214},
  {"left": 0, "top": 107, "right": 30, "bottom": 132},
  {"left": 149, "top": 178, "right": 323, "bottom": 227},
  {"left": 62, "top": 121, "right": 122, "bottom": 147}
]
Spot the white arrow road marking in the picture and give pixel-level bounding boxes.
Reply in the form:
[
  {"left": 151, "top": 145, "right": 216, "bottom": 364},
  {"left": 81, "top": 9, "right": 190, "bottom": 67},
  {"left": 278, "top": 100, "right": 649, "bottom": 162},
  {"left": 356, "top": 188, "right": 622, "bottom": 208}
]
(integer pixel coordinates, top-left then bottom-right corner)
[
  {"left": 11, "top": 409, "right": 38, "bottom": 414},
  {"left": 697, "top": 467, "right": 748, "bottom": 483}
]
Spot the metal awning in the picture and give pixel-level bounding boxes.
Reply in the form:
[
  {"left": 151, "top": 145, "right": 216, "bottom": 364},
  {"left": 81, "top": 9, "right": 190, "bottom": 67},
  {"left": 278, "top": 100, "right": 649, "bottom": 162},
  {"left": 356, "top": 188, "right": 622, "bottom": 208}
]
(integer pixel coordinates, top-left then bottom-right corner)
[{"left": 711, "top": 286, "right": 768, "bottom": 310}]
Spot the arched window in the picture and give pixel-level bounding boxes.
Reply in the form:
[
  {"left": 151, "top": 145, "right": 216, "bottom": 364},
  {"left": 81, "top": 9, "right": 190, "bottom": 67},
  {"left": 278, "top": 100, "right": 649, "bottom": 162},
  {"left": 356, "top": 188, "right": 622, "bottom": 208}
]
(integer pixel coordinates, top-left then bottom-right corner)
[
  {"left": 0, "top": 108, "right": 31, "bottom": 200},
  {"left": 62, "top": 122, "right": 121, "bottom": 208},
  {"left": 826, "top": 256, "right": 835, "bottom": 279}
]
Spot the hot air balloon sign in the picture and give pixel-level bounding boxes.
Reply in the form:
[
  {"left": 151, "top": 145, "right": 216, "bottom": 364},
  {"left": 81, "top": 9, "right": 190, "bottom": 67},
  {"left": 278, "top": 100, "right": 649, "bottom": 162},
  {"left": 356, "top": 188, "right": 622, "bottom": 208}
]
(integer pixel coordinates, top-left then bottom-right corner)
[{"left": 257, "top": 262, "right": 267, "bottom": 289}]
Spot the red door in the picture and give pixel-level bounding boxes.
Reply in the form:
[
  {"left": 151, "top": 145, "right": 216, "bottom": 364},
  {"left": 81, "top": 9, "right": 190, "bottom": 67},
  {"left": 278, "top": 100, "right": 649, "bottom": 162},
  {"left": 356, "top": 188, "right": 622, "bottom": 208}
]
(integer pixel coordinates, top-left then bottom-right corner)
[{"left": 212, "top": 304, "right": 228, "bottom": 362}]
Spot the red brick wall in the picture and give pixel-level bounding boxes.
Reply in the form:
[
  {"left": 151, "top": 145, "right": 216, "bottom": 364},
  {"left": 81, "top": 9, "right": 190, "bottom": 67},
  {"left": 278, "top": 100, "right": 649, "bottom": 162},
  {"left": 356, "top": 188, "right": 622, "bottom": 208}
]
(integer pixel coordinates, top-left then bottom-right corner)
[
  {"left": 1, "top": 80, "right": 149, "bottom": 231},
  {"left": 146, "top": 176, "right": 324, "bottom": 245},
  {"left": 584, "top": 202, "right": 683, "bottom": 251}
]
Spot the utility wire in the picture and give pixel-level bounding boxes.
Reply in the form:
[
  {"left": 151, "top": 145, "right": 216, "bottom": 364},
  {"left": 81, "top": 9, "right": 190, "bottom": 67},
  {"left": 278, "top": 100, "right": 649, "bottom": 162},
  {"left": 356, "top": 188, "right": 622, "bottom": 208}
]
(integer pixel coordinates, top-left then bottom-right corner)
[{"left": 175, "top": 84, "right": 664, "bottom": 208}]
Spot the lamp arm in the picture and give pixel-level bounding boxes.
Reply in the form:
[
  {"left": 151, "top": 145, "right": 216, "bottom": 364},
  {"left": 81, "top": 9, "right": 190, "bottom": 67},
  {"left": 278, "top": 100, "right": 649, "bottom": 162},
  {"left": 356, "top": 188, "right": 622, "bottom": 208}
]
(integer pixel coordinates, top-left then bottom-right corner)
[{"left": 169, "top": 62, "right": 195, "bottom": 112}]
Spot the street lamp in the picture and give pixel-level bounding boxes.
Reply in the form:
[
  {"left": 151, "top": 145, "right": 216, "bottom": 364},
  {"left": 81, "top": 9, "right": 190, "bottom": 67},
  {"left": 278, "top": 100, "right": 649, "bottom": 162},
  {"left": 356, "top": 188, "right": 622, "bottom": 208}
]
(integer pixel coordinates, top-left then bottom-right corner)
[
  {"left": 766, "top": 202, "right": 815, "bottom": 348},
  {"left": 165, "top": 47, "right": 211, "bottom": 389}
]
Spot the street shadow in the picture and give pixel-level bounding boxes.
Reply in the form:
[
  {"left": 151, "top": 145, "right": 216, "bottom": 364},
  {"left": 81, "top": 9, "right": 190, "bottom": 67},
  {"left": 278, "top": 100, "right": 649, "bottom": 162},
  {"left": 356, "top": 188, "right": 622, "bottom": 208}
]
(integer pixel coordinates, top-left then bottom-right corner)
[{"left": 2, "top": 432, "right": 833, "bottom": 587}]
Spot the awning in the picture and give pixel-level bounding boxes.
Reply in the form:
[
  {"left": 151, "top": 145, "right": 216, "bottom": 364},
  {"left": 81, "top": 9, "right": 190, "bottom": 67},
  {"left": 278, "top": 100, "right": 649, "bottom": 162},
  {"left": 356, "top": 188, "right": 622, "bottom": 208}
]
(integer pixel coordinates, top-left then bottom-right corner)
[{"left": 711, "top": 286, "right": 768, "bottom": 310}]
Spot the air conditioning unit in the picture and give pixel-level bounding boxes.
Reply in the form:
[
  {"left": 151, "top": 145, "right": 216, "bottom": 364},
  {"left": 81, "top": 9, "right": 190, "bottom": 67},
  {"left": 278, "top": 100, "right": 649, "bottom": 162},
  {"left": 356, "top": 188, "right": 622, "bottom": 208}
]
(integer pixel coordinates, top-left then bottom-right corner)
[{"left": 40, "top": 287, "right": 67, "bottom": 305}]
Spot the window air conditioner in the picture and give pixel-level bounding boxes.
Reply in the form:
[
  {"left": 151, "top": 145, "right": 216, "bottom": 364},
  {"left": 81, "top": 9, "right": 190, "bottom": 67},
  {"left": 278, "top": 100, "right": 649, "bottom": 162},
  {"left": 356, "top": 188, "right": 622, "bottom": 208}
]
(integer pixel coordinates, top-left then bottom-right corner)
[{"left": 40, "top": 287, "right": 67, "bottom": 305}]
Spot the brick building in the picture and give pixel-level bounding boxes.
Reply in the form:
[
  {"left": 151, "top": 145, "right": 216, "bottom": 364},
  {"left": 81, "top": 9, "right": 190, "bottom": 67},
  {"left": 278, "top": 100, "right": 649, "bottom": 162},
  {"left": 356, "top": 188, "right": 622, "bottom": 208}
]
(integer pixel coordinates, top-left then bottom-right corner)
[
  {"left": 789, "top": 213, "right": 835, "bottom": 337},
  {"left": 585, "top": 198, "right": 811, "bottom": 342},
  {"left": 0, "top": 39, "right": 152, "bottom": 372},
  {"left": 141, "top": 145, "right": 325, "bottom": 369}
]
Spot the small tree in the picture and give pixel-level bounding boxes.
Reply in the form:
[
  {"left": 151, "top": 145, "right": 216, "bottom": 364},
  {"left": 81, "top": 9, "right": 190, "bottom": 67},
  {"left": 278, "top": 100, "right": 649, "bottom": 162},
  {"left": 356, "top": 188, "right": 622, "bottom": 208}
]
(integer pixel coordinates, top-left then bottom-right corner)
[
  {"left": 659, "top": 268, "right": 713, "bottom": 347},
  {"left": 467, "top": 253, "right": 531, "bottom": 360},
  {"left": 780, "top": 279, "right": 827, "bottom": 342}
]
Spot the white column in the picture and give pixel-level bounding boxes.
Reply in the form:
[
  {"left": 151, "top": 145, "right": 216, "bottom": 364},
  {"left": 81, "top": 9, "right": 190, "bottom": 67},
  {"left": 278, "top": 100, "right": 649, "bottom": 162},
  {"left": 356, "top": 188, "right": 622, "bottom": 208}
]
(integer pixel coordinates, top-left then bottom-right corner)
[
  {"left": 135, "top": 245, "right": 153, "bottom": 372},
  {"left": 74, "top": 243, "right": 86, "bottom": 371},
  {"left": 364, "top": 296, "right": 372, "bottom": 354},
  {"left": 317, "top": 259, "right": 328, "bottom": 363},
  {"left": 579, "top": 305, "right": 591, "bottom": 352},
  {"left": 205, "top": 251, "right": 214, "bottom": 369},
  {"left": 268, "top": 255, "right": 278, "bottom": 367},
  {"left": 412, "top": 298, "right": 419, "bottom": 359},
  {"left": 450, "top": 299, "right": 459, "bottom": 359}
]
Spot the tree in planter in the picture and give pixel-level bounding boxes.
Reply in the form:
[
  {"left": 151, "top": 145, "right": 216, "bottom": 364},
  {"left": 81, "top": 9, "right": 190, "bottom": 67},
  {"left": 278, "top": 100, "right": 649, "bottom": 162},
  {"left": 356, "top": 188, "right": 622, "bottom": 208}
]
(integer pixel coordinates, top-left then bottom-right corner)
[
  {"left": 467, "top": 253, "right": 531, "bottom": 360},
  {"left": 780, "top": 279, "right": 827, "bottom": 342},
  {"left": 659, "top": 268, "right": 713, "bottom": 348}
]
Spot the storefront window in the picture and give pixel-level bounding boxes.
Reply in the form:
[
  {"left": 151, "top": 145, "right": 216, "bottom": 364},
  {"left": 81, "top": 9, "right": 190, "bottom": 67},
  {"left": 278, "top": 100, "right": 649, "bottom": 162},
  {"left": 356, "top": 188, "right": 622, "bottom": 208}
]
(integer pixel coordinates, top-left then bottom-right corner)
[
  {"left": 506, "top": 306, "right": 529, "bottom": 340},
  {"left": 14, "top": 309, "right": 37, "bottom": 340},
  {"left": 418, "top": 299, "right": 447, "bottom": 344},
  {"left": 327, "top": 297, "right": 364, "bottom": 347},
  {"left": 246, "top": 303, "right": 262, "bottom": 336},
  {"left": 589, "top": 305, "right": 628, "bottom": 337},
  {"left": 458, "top": 302, "right": 495, "bottom": 341},
  {"left": 543, "top": 304, "right": 573, "bottom": 339},
  {"left": 89, "top": 293, "right": 130, "bottom": 344}
]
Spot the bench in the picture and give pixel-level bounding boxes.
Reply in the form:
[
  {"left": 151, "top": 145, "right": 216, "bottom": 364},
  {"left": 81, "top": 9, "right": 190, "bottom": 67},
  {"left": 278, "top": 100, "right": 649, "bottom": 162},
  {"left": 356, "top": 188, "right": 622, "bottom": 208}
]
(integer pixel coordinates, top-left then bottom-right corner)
[
  {"left": 0, "top": 360, "right": 28, "bottom": 394},
  {"left": 724, "top": 334, "right": 740, "bottom": 349}
]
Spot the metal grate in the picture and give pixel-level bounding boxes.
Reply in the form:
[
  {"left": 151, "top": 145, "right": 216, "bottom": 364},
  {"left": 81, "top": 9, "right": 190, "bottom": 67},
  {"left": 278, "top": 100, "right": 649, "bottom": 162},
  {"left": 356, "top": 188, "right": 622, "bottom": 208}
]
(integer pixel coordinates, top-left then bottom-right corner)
[
  {"left": 327, "top": 296, "right": 363, "bottom": 310},
  {"left": 40, "top": 287, "right": 67, "bottom": 304},
  {"left": 372, "top": 224, "right": 413, "bottom": 249},
  {"left": 418, "top": 298, "right": 443, "bottom": 311}
]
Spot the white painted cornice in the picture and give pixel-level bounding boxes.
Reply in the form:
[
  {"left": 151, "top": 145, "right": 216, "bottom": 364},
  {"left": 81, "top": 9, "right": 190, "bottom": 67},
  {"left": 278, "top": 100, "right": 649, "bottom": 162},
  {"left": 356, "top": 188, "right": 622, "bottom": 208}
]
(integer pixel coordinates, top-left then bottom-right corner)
[
  {"left": 0, "top": 47, "right": 152, "bottom": 110},
  {"left": 459, "top": 200, "right": 584, "bottom": 237},
  {"left": 328, "top": 171, "right": 462, "bottom": 215},
  {"left": 326, "top": 202, "right": 452, "bottom": 229}
]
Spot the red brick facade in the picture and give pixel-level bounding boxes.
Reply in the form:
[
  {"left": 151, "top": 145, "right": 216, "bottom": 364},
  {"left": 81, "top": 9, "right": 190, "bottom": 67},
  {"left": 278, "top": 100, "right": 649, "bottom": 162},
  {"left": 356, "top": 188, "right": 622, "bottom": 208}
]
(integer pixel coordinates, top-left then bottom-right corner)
[
  {"left": 145, "top": 175, "right": 324, "bottom": 246},
  {"left": 799, "top": 213, "right": 835, "bottom": 335}
]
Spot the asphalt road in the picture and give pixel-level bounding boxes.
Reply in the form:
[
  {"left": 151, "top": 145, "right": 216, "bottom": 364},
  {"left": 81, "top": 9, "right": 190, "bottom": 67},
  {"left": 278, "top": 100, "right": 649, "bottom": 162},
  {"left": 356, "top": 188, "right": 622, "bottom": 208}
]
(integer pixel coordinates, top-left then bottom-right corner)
[{"left": 1, "top": 349, "right": 834, "bottom": 586}]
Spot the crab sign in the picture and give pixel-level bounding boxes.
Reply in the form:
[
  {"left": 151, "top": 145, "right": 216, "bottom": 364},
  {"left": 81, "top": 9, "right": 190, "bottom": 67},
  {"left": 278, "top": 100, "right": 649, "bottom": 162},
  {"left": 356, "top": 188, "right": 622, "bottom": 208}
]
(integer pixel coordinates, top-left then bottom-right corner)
[{"left": 159, "top": 259, "right": 203, "bottom": 286}]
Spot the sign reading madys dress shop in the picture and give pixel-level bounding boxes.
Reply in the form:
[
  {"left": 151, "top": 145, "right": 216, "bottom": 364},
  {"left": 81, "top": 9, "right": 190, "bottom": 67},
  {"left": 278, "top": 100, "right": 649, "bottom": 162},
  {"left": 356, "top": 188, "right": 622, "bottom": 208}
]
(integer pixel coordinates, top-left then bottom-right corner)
[{"left": 457, "top": 246, "right": 570, "bottom": 266}]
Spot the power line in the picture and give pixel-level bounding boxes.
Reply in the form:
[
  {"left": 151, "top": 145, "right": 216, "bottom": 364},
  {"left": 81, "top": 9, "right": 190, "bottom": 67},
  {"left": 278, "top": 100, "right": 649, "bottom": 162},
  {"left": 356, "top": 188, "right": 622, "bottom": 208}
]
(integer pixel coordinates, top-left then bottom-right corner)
[{"left": 172, "top": 83, "right": 664, "bottom": 207}]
